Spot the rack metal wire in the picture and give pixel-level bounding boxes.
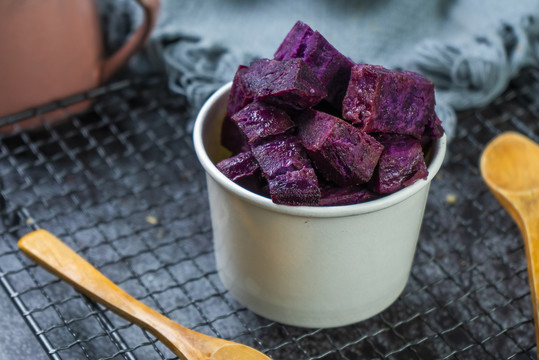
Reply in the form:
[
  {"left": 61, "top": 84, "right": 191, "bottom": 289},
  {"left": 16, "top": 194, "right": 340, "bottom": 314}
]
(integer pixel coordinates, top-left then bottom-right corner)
[{"left": 0, "top": 68, "right": 538, "bottom": 359}]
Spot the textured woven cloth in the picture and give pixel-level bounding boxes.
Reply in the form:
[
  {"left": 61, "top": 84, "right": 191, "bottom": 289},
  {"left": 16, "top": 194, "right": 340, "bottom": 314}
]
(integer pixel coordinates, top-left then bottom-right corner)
[{"left": 99, "top": 0, "right": 539, "bottom": 140}]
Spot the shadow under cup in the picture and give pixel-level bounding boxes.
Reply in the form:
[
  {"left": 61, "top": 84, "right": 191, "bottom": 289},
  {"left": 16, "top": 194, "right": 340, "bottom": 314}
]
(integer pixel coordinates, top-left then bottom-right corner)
[{"left": 194, "top": 83, "right": 447, "bottom": 328}]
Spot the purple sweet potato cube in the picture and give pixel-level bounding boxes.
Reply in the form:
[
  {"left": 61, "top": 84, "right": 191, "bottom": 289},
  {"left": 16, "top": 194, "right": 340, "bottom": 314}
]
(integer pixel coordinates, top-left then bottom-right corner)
[
  {"left": 425, "top": 113, "right": 444, "bottom": 139},
  {"left": 243, "top": 58, "right": 327, "bottom": 110},
  {"left": 231, "top": 101, "right": 295, "bottom": 144},
  {"left": 221, "top": 116, "right": 249, "bottom": 154},
  {"left": 421, "top": 112, "right": 444, "bottom": 149},
  {"left": 319, "top": 183, "right": 379, "bottom": 206},
  {"left": 342, "top": 64, "right": 436, "bottom": 139},
  {"left": 227, "top": 65, "right": 252, "bottom": 118},
  {"left": 226, "top": 60, "right": 281, "bottom": 117},
  {"left": 216, "top": 151, "right": 263, "bottom": 193},
  {"left": 225, "top": 58, "right": 326, "bottom": 118},
  {"left": 268, "top": 167, "right": 320, "bottom": 206},
  {"left": 275, "top": 21, "right": 354, "bottom": 110},
  {"left": 251, "top": 134, "right": 313, "bottom": 179},
  {"left": 295, "top": 110, "right": 384, "bottom": 186},
  {"left": 222, "top": 65, "right": 252, "bottom": 153},
  {"left": 250, "top": 133, "right": 320, "bottom": 206},
  {"left": 274, "top": 21, "right": 314, "bottom": 60},
  {"left": 368, "top": 134, "right": 428, "bottom": 194}
]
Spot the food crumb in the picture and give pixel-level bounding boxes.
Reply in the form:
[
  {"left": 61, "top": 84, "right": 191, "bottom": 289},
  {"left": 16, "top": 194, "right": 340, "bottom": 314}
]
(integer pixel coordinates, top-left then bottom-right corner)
[
  {"left": 445, "top": 193, "right": 457, "bottom": 204},
  {"left": 26, "top": 217, "right": 34, "bottom": 225},
  {"left": 146, "top": 215, "right": 159, "bottom": 225}
]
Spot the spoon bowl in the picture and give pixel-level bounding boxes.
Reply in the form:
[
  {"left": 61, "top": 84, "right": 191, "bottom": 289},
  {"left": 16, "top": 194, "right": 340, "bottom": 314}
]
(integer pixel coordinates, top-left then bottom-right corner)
[
  {"left": 480, "top": 131, "right": 539, "bottom": 348},
  {"left": 481, "top": 131, "right": 539, "bottom": 192}
]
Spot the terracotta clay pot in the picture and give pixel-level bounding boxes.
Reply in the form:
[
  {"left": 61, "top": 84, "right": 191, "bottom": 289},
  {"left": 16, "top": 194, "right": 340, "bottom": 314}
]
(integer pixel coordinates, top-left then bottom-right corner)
[{"left": 0, "top": 0, "right": 160, "bottom": 132}]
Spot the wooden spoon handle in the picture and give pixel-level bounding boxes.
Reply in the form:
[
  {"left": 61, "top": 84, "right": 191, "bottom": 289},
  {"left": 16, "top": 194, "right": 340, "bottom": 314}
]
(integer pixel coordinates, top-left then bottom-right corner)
[
  {"left": 18, "top": 229, "right": 205, "bottom": 360},
  {"left": 513, "top": 192, "right": 539, "bottom": 348}
]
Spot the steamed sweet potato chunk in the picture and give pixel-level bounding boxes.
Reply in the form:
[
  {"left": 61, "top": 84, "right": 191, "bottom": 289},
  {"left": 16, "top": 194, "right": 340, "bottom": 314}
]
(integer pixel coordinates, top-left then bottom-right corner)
[
  {"left": 231, "top": 101, "right": 295, "bottom": 144},
  {"left": 268, "top": 167, "right": 320, "bottom": 206},
  {"left": 228, "top": 58, "right": 326, "bottom": 113},
  {"left": 342, "top": 64, "right": 436, "bottom": 139},
  {"left": 368, "top": 134, "right": 428, "bottom": 194},
  {"left": 216, "top": 151, "right": 264, "bottom": 193},
  {"left": 275, "top": 21, "right": 354, "bottom": 110},
  {"left": 296, "top": 110, "right": 383, "bottom": 186}
]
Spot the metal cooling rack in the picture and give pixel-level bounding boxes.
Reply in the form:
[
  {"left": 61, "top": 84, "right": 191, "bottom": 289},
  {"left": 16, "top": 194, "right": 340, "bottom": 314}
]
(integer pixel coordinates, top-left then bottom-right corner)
[{"left": 0, "top": 68, "right": 538, "bottom": 360}]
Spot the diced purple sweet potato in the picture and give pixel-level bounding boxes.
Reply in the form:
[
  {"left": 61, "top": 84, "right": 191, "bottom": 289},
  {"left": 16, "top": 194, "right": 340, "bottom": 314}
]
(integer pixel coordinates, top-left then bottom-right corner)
[
  {"left": 222, "top": 65, "right": 252, "bottom": 154},
  {"left": 424, "top": 113, "right": 444, "bottom": 139},
  {"left": 420, "top": 113, "right": 444, "bottom": 155},
  {"left": 227, "top": 65, "right": 252, "bottom": 118},
  {"left": 295, "top": 110, "right": 384, "bottom": 186},
  {"left": 342, "top": 64, "right": 436, "bottom": 139},
  {"left": 251, "top": 134, "right": 313, "bottom": 179},
  {"left": 231, "top": 101, "right": 295, "bottom": 144},
  {"left": 242, "top": 58, "right": 327, "bottom": 110},
  {"left": 421, "top": 112, "right": 444, "bottom": 148},
  {"left": 249, "top": 132, "right": 320, "bottom": 206},
  {"left": 274, "top": 21, "right": 354, "bottom": 110},
  {"left": 218, "top": 21, "right": 444, "bottom": 206},
  {"left": 221, "top": 116, "right": 249, "bottom": 154},
  {"left": 274, "top": 21, "right": 314, "bottom": 60},
  {"left": 216, "top": 151, "right": 263, "bottom": 193},
  {"left": 368, "top": 134, "right": 428, "bottom": 194},
  {"left": 268, "top": 167, "right": 320, "bottom": 206},
  {"left": 319, "top": 183, "right": 379, "bottom": 206},
  {"left": 226, "top": 61, "right": 276, "bottom": 119}
]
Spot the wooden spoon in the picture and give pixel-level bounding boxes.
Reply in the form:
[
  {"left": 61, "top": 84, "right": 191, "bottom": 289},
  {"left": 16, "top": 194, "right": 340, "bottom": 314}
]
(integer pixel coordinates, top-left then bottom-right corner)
[
  {"left": 480, "top": 131, "right": 539, "bottom": 347},
  {"left": 18, "top": 229, "right": 272, "bottom": 360}
]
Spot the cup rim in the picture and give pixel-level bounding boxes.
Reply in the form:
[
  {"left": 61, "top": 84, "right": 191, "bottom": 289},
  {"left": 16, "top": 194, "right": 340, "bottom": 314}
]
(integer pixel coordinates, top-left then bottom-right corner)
[{"left": 194, "top": 82, "right": 447, "bottom": 218}]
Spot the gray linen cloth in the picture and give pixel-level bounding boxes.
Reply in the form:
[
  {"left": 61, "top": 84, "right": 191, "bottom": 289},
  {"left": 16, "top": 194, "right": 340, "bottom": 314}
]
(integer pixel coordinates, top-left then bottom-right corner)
[{"left": 99, "top": 0, "right": 539, "bottom": 141}]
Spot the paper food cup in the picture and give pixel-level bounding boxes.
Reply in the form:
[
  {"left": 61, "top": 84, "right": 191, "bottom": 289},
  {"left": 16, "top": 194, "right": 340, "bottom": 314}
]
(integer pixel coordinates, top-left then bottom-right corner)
[{"left": 193, "top": 83, "right": 446, "bottom": 328}]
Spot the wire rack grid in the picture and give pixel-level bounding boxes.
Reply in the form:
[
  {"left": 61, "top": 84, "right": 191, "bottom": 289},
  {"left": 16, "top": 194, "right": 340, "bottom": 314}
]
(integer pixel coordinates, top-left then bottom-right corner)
[{"left": 0, "top": 69, "right": 538, "bottom": 360}]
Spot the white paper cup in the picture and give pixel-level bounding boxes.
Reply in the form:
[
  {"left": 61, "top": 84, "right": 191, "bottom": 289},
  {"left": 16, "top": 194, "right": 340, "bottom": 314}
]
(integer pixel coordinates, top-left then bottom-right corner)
[{"left": 193, "top": 83, "right": 447, "bottom": 328}]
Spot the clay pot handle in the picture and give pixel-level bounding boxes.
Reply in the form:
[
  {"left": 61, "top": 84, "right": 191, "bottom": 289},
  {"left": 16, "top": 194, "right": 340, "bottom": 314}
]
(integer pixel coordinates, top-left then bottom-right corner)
[{"left": 100, "top": 0, "right": 160, "bottom": 83}]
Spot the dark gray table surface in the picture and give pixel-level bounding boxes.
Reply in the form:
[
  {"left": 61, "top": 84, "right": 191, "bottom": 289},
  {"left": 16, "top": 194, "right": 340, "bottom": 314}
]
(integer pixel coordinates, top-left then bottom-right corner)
[{"left": 0, "top": 289, "right": 48, "bottom": 360}]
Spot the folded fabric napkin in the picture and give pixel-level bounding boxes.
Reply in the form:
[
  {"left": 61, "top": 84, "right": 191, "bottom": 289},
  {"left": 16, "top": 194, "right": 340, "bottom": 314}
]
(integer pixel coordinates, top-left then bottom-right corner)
[{"left": 99, "top": 0, "right": 539, "bottom": 141}]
